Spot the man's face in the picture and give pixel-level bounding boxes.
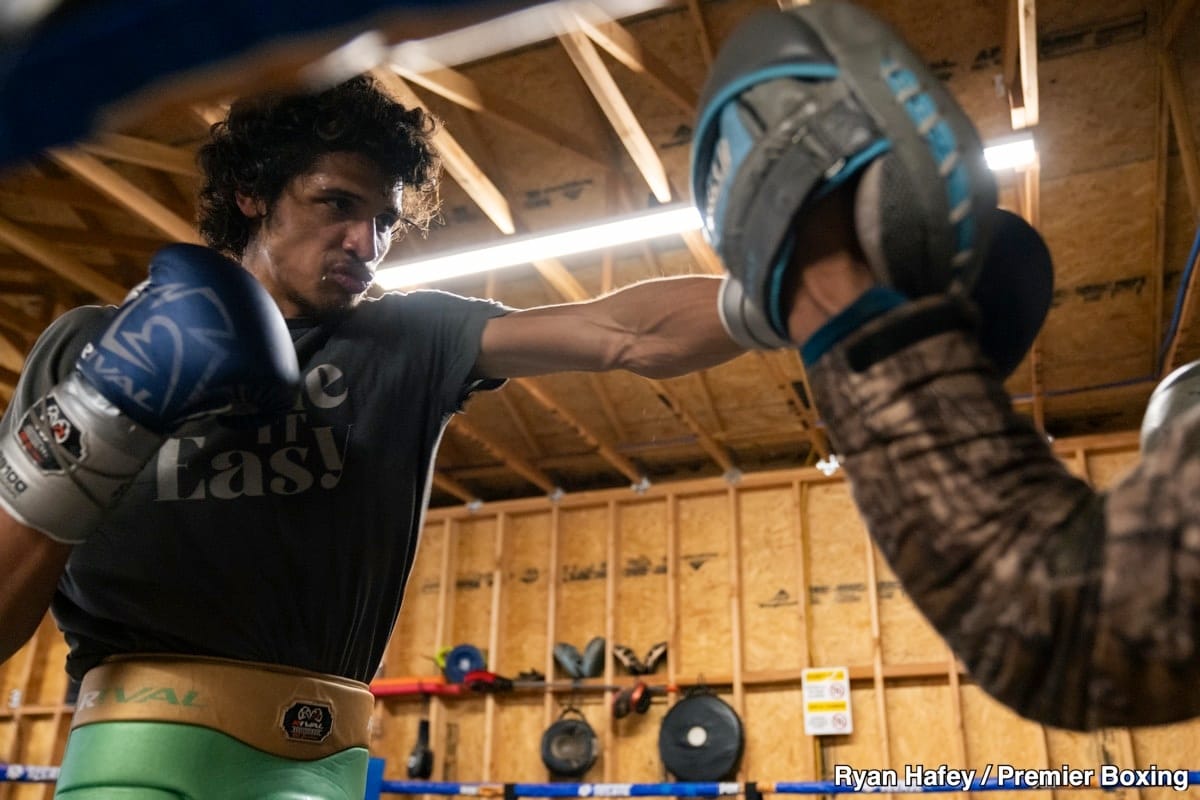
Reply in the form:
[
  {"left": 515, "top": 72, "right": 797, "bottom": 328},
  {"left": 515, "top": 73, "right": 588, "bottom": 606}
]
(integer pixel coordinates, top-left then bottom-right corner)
[{"left": 239, "top": 151, "right": 402, "bottom": 318}]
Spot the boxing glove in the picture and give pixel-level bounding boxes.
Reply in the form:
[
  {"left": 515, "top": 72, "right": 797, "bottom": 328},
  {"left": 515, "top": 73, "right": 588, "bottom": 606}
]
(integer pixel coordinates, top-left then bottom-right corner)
[
  {"left": 0, "top": 244, "right": 300, "bottom": 543},
  {"left": 692, "top": 1, "right": 996, "bottom": 351}
]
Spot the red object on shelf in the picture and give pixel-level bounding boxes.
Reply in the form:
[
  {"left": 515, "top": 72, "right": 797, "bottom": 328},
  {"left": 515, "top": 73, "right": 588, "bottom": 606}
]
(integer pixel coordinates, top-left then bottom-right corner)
[{"left": 369, "top": 676, "right": 463, "bottom": 697}]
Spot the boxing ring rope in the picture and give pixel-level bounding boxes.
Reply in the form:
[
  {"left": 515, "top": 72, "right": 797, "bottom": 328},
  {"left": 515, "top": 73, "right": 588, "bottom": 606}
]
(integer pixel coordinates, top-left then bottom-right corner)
[
  {"left": 5, "top": 761, "right": 1199, "bottom": 796},
  {"left": 369, "top": 775, "right": 1200, "bottom": 797}
]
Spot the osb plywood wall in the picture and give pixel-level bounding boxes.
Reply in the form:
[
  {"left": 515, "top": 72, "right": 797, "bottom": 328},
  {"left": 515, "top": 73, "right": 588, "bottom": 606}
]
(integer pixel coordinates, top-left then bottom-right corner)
[{"left": 2, "top": 430, "right": 1198, "bottom": 800}]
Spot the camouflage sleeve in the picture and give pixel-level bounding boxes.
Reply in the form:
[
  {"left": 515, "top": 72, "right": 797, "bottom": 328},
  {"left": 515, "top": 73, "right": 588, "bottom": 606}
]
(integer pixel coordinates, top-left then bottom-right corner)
[{"left": 807, "top": 296, "right": 1200, "bottom": 731}]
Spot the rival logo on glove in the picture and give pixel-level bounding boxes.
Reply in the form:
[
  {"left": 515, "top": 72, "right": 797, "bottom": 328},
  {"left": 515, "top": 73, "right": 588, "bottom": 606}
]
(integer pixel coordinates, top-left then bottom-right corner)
[
  {"left": 15, "top": 396, "right": 86, "bottom": 474},
  {"left": 88, "top": 283, "right": 235, "bottom": 420}
]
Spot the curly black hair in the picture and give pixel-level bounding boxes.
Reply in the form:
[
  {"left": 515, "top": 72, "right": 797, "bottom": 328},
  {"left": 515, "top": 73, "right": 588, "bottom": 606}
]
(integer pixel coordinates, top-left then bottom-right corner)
[{"left": 197, "top": 75, "right": 440, "bottom": 258}]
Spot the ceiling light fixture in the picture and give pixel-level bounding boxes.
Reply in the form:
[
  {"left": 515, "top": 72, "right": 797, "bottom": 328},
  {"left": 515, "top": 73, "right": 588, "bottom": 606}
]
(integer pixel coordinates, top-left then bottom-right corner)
[
  {"left": 983, "top": 131, "right": 1037, "bottom": 172},
  {"left": 375, "top": 204, "right": 701, "bottom": 290},
  {"left": 377, "top": 136, "right": 1039, "bottom": 289}
]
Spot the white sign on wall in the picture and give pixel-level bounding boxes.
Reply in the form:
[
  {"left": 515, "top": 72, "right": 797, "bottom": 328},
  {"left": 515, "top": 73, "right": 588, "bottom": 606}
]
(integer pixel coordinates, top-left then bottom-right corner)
[{"left": 802, "top": 667, "right": 853, "bottom": 735}]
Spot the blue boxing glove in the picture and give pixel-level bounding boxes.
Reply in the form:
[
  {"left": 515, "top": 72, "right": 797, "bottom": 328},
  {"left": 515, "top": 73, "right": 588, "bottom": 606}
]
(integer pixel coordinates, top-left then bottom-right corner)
[{"left": 0, "top": 244, "right": 299, "bottom": 543}]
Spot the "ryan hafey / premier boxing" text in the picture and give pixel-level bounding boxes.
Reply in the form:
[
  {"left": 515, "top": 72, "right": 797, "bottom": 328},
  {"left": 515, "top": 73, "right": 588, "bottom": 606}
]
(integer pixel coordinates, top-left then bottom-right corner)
[{"left": 833, "top": 764, "right": 1191, "bottom": 792}]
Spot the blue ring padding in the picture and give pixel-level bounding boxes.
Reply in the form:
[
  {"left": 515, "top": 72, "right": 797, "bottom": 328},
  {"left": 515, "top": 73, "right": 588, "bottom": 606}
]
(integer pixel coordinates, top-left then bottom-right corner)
[
  {"left": 374, "top": 773, "right": 1200, "bottom": 796},
  {"left": 691, "top": 63, "right": 840, "bottom": 209}
]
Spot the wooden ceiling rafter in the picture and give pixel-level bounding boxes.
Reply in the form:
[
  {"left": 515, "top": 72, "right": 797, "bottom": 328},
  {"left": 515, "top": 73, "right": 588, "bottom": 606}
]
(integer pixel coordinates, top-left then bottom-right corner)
[
  {"left": 495, "top": 387, "right": 545, "bottom": 458},
  {"left": 761, "top": 351, "right": 827, "bottom": 458},
  {"left": 646, "top": 375, "right": 737, "bottom": 475},
  {"left": 572, "top": 4, "right": 698, "bottom": 115},
  {"left": 79, "top": 134, "right": 199, "bottom": 177},
  {"left": 47, "top": 149, "right": 202, "bottom": 244},
  {"left": 685, "top": 0, "right": 715, "bottom": 67},
  {"left": 387, "top": 62, "right": 611, "bottom": 171},
  {"left": 0, "top": 295, "right": 47, "bottom": 342},
  {"left": 1163, "top": 0, "right": 1199, "bottom": 46},
  {"left": 1160, "top": 48, "right": 1200, "bottom": 373},
  {"left": 558, "top": 27, "right": 673, "bottom": 203},
  {"left": 0, "top": 324, "right": 30, "bottom": 358},
  {"left": 0, "top": 278, "right": 44, "bottom": 296},
  {"left": 0, "top": 175, "right": 117, "bottom": 215},
  {"left": 1160, "top": 52, "right": 1200, "bottom": 217},
  {"left": 370, "top": 68, "right": 516, "bottom": 235},
  {"left": 18, "top": 223, "right": 159, "bottom": 260},
  {"left": 1004, "top": 0, "right": 1039, "bottom": 129},
  {"left": 0, "top": 216, "right": 127, "bottom": 303},
  {"left": 516, "top": 377, "right": 645, "bottom": 485},
  {"left": 451, "top": 415, "right": 560, "bottom": 495},
  {"left": 433, "top": 471, "right": 480, "bottom": 505}
]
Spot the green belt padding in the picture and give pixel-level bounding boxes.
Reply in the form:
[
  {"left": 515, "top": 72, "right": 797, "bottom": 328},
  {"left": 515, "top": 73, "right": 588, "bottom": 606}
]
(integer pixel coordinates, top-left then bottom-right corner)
[{"left": 55, "top": 721, "right": 369, "bottom": 800}]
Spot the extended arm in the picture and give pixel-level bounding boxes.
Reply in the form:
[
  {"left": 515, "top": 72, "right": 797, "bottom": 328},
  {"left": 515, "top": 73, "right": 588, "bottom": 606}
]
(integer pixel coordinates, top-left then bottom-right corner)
[
  {"left": 475, "top": 275, "right": 743, "bottom": 379},
  {"left": 808, "top": 299, "right": 1200, "bottom": 731}
]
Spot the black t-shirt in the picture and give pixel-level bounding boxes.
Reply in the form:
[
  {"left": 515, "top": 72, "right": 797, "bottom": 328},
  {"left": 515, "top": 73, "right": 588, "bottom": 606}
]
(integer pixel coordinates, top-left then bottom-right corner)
[{"left": 8, "top": 290, "right": 507, "bottom": 682}]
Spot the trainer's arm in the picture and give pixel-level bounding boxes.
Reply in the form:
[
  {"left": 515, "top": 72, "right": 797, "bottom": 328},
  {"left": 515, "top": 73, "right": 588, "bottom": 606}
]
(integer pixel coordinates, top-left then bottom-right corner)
[
  {"left": 475, "top": 275, "right": 743, "bottom": 379},
  {"left": 0, "top": 512, "right": 70, "bottom": 663},
  {"left": 807, "top": 297, "right": 1200, "bottom": 731}
]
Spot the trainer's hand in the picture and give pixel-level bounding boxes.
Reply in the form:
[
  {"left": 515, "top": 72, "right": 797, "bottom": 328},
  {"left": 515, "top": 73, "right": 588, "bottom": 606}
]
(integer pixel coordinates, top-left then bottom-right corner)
[{"left": 0, "top": 245, "right": 299, "bottom": 543}]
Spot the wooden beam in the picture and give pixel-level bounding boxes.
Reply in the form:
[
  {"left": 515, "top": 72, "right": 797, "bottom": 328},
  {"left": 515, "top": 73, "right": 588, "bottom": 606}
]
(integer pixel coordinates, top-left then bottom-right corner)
[
  {"left": 20, "top": 223, "right": 163, "bottom": 257},
  {"left": 573, "top": 6, "right": 698, "bottom": 114},
  {"left": 516, "top": 377, "right": 645, "bottom": 485},
  {"left": 1161, "top": 51, "right": 1200, "bottom": 217},
  {"left": 0, "top": 175, "right": 122, "bottom": 214},
  {"left": 530, "top": 258, "right": 589, "bottom": 301},
  {"left": 47, "top": 150, "right": 202, "bottom": 244},
  {"left": 80, "top": 133, "right": 199, "bottom": 177},
  {"left": 646, "top": 377, "right": 737, "bottom": 474},
  {"left": 1160, "top": 47, "right": 1200, "bottom": 372},
  {"left": 0, "top": 366, "right": 17, "bottom": 390},
  {"left": 388, "top": 62, "right": 611, "bottom": 171},
  {"left": 1004, "top": 0, "right": 1040, "bottom": 129},
  {"left": 370, "top": 68, "right": 516, "bottom": 235},
  {"left": 1153, "top": 57, "right": 1170, "bottom": 369},
  {"left": 0, "top": 299, "right": 43, "bottom": 344},
  {"left": 1163, "top": 0, "right": 1199, "bottom": 47},
  {"left": 496, "top": 387, "right": 544, "bottom": 458},
  {"left": 0, "top": 217, "right": 127, "bottom": 303},
  {"left": 191, "top": 103, "right": 229, "bottom": 128},
  {"left": 451, "top": 415, "right": 560, "bottom": 495},
  {"left": 686, "top": 0, "right": 715, "bottom": 67},
  {"left": 433, "top": 471, "right": 479, "bottom": 505},
  {"left": 760, "top": 351, "right": 828, "bottom": 458},
  {"left": 558, "top": 29, "right": 673, "bottom": 203}
]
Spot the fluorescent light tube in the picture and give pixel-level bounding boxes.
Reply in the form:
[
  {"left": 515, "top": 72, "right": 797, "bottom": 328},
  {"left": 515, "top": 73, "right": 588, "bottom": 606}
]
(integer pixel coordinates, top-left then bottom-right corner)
[
  {"left": 378, "top": 137, "right": 1037, "bottom": 288},
  {"left": 375, "top": 204, "right": 702, "bottom": 289},
  {"left": 983, "top": 132, "right": 1037, "bottom": 171}
]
